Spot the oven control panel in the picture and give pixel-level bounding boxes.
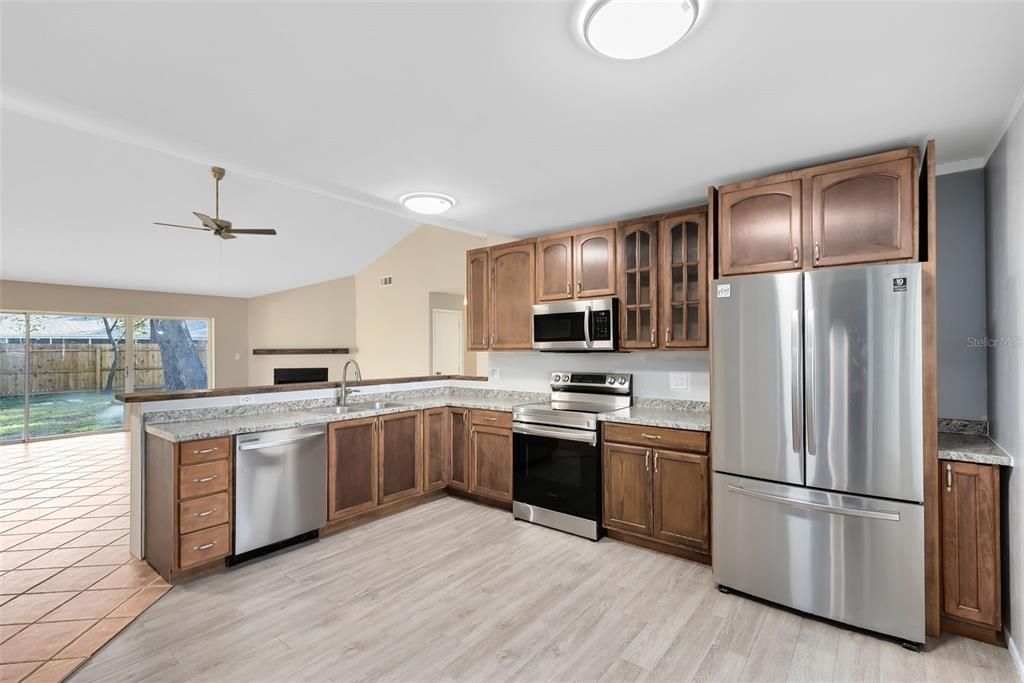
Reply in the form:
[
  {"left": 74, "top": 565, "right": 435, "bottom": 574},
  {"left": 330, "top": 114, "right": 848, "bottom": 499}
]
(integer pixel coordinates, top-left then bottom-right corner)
[{"left": 550, "top": 372, "right": 632, "bottom": 393}]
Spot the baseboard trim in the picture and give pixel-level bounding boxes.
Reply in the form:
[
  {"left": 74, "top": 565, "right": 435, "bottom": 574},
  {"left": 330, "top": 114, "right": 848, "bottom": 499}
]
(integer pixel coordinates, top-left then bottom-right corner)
[
  {"left": 604, "top": 529, "right": 711, "bottom": 565},
  {"left": 941, "top": 615, "right": 1003, "bottom": 645},
  {"left": 1007, "top": 629, "right": 1023, "bottom": 683}
]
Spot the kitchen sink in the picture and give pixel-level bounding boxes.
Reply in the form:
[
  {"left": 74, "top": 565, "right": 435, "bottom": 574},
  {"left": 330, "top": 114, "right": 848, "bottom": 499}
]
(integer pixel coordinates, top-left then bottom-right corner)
[{"left": 308, "top": 401, "right": 409, "bottom": 416}]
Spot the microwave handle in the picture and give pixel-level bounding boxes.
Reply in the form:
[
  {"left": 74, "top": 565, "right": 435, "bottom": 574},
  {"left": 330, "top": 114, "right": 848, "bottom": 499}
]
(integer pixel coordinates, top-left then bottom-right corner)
[{"left": 583, "top": 305, "right": 592, "bottom": 348}]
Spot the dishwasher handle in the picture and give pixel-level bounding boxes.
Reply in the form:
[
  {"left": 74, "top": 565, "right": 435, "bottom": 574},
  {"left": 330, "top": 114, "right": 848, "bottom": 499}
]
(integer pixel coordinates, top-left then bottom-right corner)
[{"left": 237, "top": 430, "right": 324, "bottom": 452}]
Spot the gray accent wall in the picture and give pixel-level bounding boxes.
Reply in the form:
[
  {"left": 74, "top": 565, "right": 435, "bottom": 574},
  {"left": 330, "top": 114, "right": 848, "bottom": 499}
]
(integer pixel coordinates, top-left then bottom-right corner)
[
  {"left": 984, "top": 100, "right": 1023, "bottom": 666},
  {"left": 936, "top": 169, "right": 989, "bottom": 420}
]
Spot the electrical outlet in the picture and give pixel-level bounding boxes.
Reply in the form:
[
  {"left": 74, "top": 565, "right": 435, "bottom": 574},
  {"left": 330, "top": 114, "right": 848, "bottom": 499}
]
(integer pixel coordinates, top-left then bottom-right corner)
[
  {"left": 239, "top": 395, "right": 254, "bottom": 405},
  {"left": 234, "top": 352, "right": 241, "bottom": 361},
  {"left": 489, "top": 368, "right": 500, "bottom": 381},
  {"left": 669, "top": 372, "right": 689, "bottom": 391}
]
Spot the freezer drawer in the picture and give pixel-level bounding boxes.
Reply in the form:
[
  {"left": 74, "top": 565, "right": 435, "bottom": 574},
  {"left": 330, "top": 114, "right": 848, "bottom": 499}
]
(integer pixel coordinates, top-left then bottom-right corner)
[{"left": 712, "top": 472, "right": 924, "bottom": 644}]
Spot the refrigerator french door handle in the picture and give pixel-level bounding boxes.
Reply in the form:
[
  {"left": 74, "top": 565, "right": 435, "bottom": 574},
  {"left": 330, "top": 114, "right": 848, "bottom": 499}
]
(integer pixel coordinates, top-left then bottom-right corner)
[
  {"left": 791, "top": 308, "right": 801, "bottom": 453},
  {"left": 726, "top": 484, "right": 900, "bottom": 521},
  {"left": 805, "top": 306, "right": 816, "bottom": 456}
]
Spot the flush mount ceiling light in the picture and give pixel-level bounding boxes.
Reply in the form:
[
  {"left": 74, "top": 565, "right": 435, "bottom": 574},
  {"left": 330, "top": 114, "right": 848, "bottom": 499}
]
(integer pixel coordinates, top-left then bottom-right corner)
[
  {"left": 399, "top": 192, "right": 456, "bottom": 215},
  {"left": 584, "top": 0, "right": 699, "bottom": 60}
]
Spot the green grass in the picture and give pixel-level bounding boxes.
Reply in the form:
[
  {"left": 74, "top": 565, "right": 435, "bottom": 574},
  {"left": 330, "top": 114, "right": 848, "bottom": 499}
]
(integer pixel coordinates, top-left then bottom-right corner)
[{"left": 0, "top": 392, "right": 124, "bottom": 441}]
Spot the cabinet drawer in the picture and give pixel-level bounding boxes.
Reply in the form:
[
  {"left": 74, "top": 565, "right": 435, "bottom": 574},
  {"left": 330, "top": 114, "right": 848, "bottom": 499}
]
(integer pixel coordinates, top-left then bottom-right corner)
[
  {"left": 603, "top": 423, "right": 707, "bottom": 453},
  {"left": 179, "top": 437, "right": 231, "bottom": 466},
  {"left": 178, "top": 460, "right": 230, "bottom": 500},
  {"left": 470, "top": 410, "right": 512, "bottom": 429},
  {"left": 178, "top": 492, "right": 230, "bottom": 535},
  {"left": 178, "top": 523, "right": 230, "bottom": 569}
]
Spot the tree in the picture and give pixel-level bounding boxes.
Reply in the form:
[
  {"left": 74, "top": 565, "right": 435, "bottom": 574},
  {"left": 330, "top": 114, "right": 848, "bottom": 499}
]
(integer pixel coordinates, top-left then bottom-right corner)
[
  {"left": 149, "top": 319, "right": 207, "bottom": 391},
  {"left": 100, "top": 317, "right": 124, "bottom": 393}
]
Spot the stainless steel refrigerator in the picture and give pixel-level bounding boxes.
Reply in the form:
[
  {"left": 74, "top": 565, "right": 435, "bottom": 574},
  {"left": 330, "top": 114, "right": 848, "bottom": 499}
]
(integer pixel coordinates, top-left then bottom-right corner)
[{"left": 711, "top": 262, "right": 924, "bottom": 645}]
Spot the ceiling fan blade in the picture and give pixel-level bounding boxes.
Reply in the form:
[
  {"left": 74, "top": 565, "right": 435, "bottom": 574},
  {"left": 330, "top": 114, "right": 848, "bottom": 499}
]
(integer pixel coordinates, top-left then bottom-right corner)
[
  {"left": 218, "top": 232, "right": 237, "bottom": 240},
  {"left": 213, "top": 217, "right": 232, "bottom": 229},
  {"left": 227, "top": 228, "right": 278, "bottom": 235},
  {"left": 153, "top": 222, "right": 212, "bottom": 231},
  {"left": 193, "top": 212, "right": 220, "bottom": 229}
]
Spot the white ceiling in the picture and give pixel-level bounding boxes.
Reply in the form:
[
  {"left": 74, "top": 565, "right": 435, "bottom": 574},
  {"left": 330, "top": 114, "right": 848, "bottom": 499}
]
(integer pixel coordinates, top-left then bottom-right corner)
[{"left": 2, "top": 0, "right": 1023, "bottom": 296}]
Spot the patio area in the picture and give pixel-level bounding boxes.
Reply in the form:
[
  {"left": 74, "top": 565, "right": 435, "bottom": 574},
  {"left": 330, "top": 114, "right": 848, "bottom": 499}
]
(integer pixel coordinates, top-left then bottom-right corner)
[{"left": 0, "top": 432, "right": 169, "bottom": 682}]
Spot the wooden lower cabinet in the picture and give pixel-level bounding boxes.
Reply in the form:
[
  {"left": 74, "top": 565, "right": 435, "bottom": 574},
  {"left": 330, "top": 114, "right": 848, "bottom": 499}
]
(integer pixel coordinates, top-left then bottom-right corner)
[
  {"left": 449, "top": 408, "right": 471, "bottom": 491},
  {"left": 328, "top": 418, "right": 378, "bottom": 520},
  {"left": 144, "top": 434, "right": 233, "bottom": 581},
  {"left": 423, "top": 407, "right": 450, "bottom": 492},
  {"left": 602, "top": 424, "right": 710, "bottom": 558},
  {"left": 941, "top": 461, "right": 1002, "bottom": 639},
  {"left": 379, "top": 412, "right": 423, "bottom": 504},
  {"left": 470, "top": 424, "right": 513, "bottom": 502}
]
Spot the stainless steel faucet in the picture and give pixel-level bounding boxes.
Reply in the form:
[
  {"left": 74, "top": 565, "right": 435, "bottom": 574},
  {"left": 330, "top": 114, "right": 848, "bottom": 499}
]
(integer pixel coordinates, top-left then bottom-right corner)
[{"left": 340, "top": 359, "right": 363, "bottom": 406}]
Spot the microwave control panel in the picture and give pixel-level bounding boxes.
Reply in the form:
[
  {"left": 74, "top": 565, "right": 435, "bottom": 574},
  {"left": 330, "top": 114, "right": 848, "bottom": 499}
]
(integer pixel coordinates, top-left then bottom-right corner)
[{"left": 592, "top": 310, "right": 611, "bottom": 340}]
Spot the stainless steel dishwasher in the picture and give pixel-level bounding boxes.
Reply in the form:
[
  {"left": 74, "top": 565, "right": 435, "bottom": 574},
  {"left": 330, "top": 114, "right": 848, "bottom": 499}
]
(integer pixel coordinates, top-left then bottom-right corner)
[{"left": 234, "top": 425, "right": 327, "bottom": 558}]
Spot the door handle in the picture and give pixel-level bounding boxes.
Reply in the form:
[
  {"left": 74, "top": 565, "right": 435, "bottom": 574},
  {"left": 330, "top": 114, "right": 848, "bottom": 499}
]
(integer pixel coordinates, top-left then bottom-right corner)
[
  {"left": 645, "top": 449, "right": 651, "bottom": 472},
  {"left": 654, "top": 452, "right": 659, "bottom": 473},
  {"left": 805, "top": 305, "right": 816, "bottom": 456},
  {"left": 946, "top": 463, "right": 952, "bottom": 492},
  {"left": 727, "top": 484, "right": 900, "bottom": 521},
  {"left": 791, "top": 308, "right": 801, "bottom": 454},
  {"left": 583, "top": 305, "right": 592, "bottom": 348}
]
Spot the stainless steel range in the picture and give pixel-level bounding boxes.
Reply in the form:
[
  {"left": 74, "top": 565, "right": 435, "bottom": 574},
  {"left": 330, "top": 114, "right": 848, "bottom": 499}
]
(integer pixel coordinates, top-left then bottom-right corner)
[{"left": 512, "top": 372, "right": 632, "bottom": 540}]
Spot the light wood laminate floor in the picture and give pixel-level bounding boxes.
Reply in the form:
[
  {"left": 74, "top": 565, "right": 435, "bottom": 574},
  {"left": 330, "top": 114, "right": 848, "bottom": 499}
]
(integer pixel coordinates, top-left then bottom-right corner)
[{"left": 73, "top": 496, "right": 1016, "bottom": 682}]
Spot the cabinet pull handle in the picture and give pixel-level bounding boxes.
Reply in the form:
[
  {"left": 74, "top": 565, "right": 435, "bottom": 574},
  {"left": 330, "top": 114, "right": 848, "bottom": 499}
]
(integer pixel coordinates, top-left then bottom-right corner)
[
  {"left": 650, "top": 329, "right": 656, "bottom": 345},
  {"left": 576, "top": 280, "right": 582, "bottom": 294},
  {"left": 566, "top": 283, "right": 571, "bottom": 296},
  {"left": 641, "top": 433, "right": 662, "bottom": 440},
  {"left": 193, "top": 542, "right": 217, "bottom": 552},
  {"left": 194, "top": 509, "right": 216, "bottom": 517},
  {"left": 193, "top": 448, "right": 217, "bottom": 455},
  {"left": 490, "top": 334, "right": 495, "bottom": 346},
  {"left": 792, "top": 246, "right": 799, "bottom": 264},
  {"left": 654, "top": 452, "right": 659, "bottom": 473},
  {"left": 946, "top": 463, "right": 952, "bottom": 492},
  {"left": 193, "top": 475, "right": 217, "bottom": 483},
  {"left": 665, "top": 327, "right": 671, "bottom": 344},
  {"left": 645, "top": 449, "right": 651, "bottom": 472},
  {"left": 814, "top": 242, "right": 821, "bottom": 262},
  {"left": 484, "top": 417, "right": 497, "bottom": 422}
]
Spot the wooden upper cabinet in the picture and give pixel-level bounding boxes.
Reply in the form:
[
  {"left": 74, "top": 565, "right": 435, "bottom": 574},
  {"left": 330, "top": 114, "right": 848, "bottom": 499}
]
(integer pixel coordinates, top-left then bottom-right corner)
[
  {"left": 618, "top": 221, "right": 659, "bottom": 348},
  {"left": 328, "top": 418, "right": 378, "bottom": 521},
  {"left": 423, "top": 408, "right": 449, "bottom": 492},
  {"left": 719, "top": 179, "right": 803, "bottom": 276},
  {"left": 574, "top": 226, "right": 617, "bottom": 298},
  {"left": 602, "top": 442, "right": 652, "bottom": 536},
  {"left": 659, "top": 211, "right": 707, "bottom": 348},
  {"left": 378, "top": 412, "right": 423, "bottom": 505},
  {"left": 449, "top": 407, "right": 470, "bottom": 491},
  {"left": 942, "top": 462, "right": 1001, "bottom": 630},
  {"left": 470, "top": 424, "right": 512, "bottom": 501},
  {"left": 810, "top": 157, "right": 915, "bottom": 267},
  {"left": 653, "top": 450, "right": 709, "bottom": 550},
  {"left": 490, "top": 242, "right": 535, "bottom": 349},
  {"left": 536, "top": 236, "right": 574, "bottom": 302},
  {"left": 466, "top": 248, "right": 490, "bottom": 350}
]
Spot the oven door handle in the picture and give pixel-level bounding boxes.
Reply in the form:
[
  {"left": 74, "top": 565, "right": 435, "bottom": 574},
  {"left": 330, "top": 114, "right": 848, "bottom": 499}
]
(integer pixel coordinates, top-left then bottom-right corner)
[{"left": 513, "top": 423, "right": 597, "bottom": 446}]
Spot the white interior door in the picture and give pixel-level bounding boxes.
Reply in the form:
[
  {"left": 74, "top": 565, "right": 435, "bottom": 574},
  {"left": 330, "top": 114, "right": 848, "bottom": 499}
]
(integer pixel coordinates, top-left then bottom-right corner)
[{"left": 431, "top": 309, "right": 463, "bottom": 375}]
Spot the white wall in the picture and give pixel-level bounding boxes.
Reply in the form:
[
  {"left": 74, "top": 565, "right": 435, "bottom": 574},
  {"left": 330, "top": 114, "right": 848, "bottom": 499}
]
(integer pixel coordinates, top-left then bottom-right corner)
[
  {"left": 984, "top": 99, "right": 1024, "bottom": 667},
  {"left": 246, "top": 276, "right": 358, "bottom": 385},
  {"left": 936, "top": 170, "right": 989, "bottom": 420},
  {"left": 485, "top": 351, "right": 710, "bottom": 401}
]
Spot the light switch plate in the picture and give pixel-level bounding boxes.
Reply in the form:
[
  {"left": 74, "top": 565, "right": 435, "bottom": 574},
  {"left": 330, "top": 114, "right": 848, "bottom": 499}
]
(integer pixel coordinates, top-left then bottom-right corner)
[{"left": 669, "top": 372, "right": 689, "bottom": 391}]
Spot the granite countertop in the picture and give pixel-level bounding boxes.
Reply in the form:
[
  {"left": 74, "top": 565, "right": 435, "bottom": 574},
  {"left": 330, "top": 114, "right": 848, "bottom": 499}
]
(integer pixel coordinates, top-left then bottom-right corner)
[
  {"left": 598, "top": 405, "right": 711, "bottom": 432},
  {"left": 938, "top": 433, "right": 1013, "bottom": 467},
  {"left": 145, "top": 393, "right": 530, "bottom": 442}
]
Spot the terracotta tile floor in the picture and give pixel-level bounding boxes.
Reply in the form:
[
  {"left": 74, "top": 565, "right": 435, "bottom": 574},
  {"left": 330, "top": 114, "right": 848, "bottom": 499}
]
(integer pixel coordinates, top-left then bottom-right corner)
[{"left": 0, "top": 432, "right": 169, "bottom": 682}]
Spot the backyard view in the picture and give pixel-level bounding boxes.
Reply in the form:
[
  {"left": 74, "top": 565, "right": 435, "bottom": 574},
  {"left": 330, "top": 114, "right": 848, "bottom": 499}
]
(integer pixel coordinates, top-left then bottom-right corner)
[{"left": 0, "top": 312, "right": 209, "bottom": 441}]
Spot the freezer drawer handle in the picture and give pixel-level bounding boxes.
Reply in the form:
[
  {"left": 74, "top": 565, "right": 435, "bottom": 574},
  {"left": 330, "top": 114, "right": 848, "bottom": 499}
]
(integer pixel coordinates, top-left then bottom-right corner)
[
  {"left": 726, "top": 484, "right": 901, "bottom": 522},
  {"left": 237, "top": 431, "right": 324, "bottom": 451}
]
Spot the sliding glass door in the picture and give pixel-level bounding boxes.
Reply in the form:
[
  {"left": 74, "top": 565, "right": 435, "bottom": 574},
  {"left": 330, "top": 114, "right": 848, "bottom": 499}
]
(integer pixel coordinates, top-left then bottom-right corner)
[
  {"left": 0, "top": 314, "right": 27, "bottom": 442},
  {"left": 0, "top": 312, "right": 211, "bottom": 442}
]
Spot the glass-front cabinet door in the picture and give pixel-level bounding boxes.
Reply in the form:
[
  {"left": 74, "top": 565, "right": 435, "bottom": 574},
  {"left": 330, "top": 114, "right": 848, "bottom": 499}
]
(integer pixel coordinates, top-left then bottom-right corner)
[
  {"left": 618, "top": 221, "right": 659, "bottom": 348},
  {"left": 659, "top": 211, "right": 708, "bottom": 348}
]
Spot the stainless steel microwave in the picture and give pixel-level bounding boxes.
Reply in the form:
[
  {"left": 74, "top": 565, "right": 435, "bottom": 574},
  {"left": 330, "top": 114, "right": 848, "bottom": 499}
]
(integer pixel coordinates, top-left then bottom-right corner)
[{"left": 532, "top": 298, "right": 617, "bottom": 351}]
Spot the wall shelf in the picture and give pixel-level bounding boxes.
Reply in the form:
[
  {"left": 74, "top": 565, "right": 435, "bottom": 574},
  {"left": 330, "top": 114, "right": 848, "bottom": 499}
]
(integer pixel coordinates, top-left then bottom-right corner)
[{"left": 252, "top": 348, "right": 351, "bottom": 355}]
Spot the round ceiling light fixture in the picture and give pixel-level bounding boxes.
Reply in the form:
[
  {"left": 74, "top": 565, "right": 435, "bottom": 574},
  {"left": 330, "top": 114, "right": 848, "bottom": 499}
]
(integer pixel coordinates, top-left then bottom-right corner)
[
  {"left": 584, "top": 0, "right": 699, "bottom": 60},
  {"left": 399, "top": 192, "right": 456, "bottom": 215}
]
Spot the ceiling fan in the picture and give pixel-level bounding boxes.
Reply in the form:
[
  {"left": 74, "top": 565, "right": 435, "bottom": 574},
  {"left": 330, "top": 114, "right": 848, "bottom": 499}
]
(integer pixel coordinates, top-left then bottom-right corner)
[{"left": 154, "top": 166, "right": 278, "bottom": 240}]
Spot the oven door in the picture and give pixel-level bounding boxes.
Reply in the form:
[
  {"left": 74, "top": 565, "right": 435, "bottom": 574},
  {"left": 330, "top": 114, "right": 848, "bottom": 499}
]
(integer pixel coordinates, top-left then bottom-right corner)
[{"left": 512, "top": 423, "right": 600, "bottom": 521}]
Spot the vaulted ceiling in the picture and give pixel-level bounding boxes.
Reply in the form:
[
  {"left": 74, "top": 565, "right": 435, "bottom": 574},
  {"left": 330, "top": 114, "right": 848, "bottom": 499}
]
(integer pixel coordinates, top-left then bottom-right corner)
[{"left": 2, "top": 1, "right": 1022, "bottom": 296}]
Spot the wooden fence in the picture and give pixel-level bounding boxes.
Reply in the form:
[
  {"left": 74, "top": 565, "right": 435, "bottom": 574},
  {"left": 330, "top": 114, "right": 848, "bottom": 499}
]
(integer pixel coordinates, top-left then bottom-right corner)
[{"left": 0, "top": 343, "right": 208, "bottom": 396}]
